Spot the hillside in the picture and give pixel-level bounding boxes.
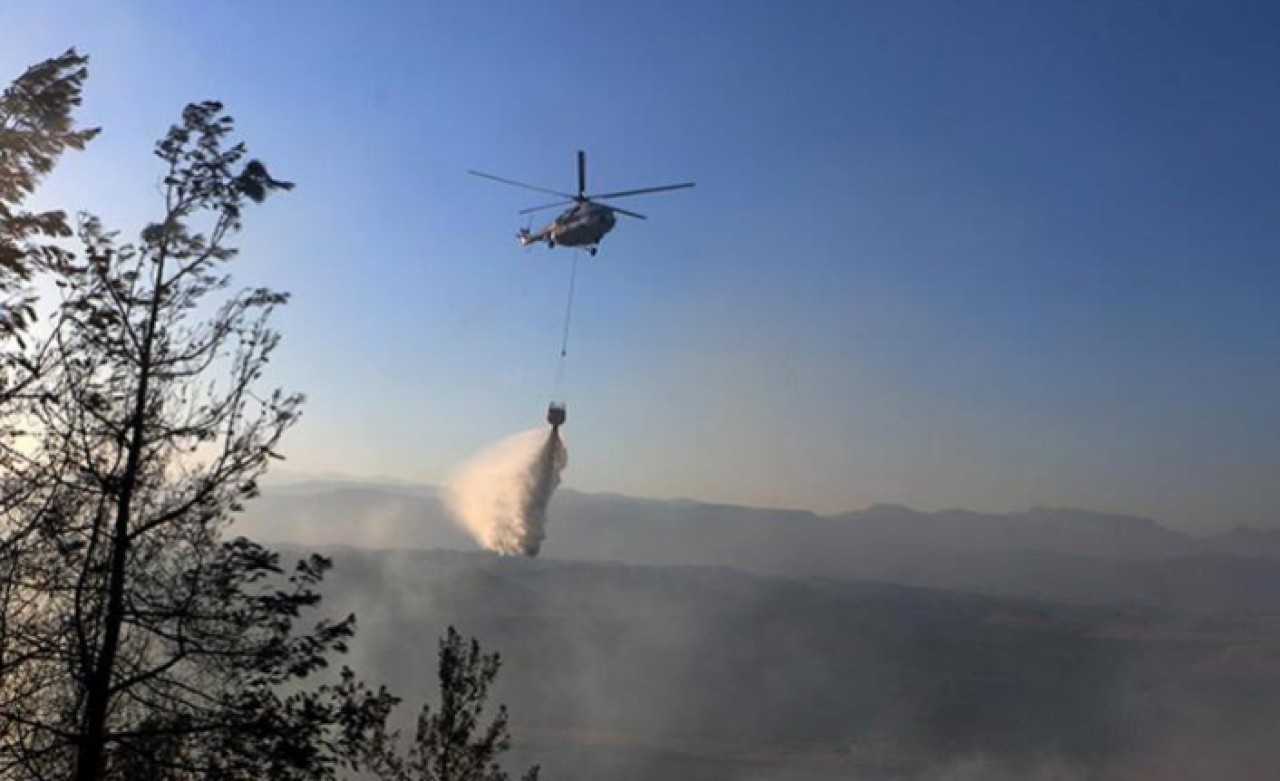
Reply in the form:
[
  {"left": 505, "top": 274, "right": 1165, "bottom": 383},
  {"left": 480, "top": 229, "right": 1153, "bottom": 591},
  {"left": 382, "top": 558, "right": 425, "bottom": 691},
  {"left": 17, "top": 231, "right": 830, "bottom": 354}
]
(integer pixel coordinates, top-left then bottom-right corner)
[{"left": 311, "top": 548, "right": 1280, "bottom": 781}]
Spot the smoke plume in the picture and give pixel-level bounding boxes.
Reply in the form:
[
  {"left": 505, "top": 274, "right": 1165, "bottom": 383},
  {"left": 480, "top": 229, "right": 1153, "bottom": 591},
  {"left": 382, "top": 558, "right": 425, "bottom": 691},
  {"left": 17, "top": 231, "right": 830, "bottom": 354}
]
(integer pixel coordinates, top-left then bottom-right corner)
[{"left": 444, "top": 428, "right": 567, "bottom": 556}]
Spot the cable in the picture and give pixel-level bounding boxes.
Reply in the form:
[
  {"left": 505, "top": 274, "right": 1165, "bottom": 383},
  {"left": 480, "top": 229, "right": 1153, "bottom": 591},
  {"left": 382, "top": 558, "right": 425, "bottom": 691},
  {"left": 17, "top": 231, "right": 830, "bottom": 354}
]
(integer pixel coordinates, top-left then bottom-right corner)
[
  {"left": 559, "top": 249, "right": 579, "bottom": 358},
  {"left": 552, "top": 249, "right": 580, "bottom": 399}
]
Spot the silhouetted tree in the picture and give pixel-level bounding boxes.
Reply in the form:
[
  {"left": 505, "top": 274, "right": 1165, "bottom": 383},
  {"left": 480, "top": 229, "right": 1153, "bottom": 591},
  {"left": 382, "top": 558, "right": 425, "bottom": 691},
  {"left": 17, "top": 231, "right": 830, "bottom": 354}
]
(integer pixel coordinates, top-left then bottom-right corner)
[
  {"left": 0, "top": 48, "right": 97, "bottom": 372},
  {"left": 0, "top": 47, "right": 98, "bottom": 777},
  {"left": 0, "top": 55, "right": 394, "bottom": 780},
  {"left": 372, "top": 627, "right": 540, "bottom": 781}
]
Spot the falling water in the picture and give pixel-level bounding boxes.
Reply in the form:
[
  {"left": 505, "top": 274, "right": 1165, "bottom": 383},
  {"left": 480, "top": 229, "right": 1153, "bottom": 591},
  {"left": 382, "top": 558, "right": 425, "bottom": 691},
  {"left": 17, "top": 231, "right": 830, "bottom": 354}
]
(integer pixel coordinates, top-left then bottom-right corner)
[{"left": 444, "top": 427, "right": 567, "bottom": 556}]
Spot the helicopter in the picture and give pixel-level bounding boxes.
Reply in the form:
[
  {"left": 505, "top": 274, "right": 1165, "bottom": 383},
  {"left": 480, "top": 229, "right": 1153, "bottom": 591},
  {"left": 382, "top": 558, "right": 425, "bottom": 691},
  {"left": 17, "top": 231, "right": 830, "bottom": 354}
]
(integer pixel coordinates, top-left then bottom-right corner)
[{"left": 469, "top": 150, "right": 694, "bottom": 256}]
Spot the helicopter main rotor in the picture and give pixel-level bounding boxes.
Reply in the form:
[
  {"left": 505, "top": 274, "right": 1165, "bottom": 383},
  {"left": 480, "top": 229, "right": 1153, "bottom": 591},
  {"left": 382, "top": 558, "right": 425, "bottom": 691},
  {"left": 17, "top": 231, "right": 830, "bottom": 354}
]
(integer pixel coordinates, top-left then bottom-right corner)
[{"left": 468, "top": 150, "right": 694, "bottom": 221}]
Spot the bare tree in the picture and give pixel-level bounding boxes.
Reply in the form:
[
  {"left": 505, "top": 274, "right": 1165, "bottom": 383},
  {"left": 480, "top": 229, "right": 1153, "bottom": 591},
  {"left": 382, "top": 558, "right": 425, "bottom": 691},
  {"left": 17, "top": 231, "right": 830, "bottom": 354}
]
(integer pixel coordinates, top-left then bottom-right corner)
[{"left": 0, "top": 57, "right": 395, "bottom": 780}]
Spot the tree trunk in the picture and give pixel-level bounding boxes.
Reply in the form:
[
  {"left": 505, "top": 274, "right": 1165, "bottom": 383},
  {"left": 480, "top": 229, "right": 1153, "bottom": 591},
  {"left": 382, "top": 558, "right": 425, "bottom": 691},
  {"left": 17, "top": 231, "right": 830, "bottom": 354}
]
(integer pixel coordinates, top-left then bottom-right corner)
[{"left": 73, "top": 250, "right": 165, "bottom": 781}]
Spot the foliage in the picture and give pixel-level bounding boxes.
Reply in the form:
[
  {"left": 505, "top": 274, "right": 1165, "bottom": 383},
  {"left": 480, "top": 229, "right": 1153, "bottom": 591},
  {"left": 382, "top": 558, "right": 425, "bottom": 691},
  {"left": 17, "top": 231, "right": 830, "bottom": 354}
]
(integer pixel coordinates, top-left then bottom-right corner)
[
  {"left": 0, "top": 48, "right": 97, "bottom": 365},
  {"left": 372, "top": 627, "right": 540, "bottom": 781},
  {"left": 0, "top": 54, "right": 394, "bottom": 780}
]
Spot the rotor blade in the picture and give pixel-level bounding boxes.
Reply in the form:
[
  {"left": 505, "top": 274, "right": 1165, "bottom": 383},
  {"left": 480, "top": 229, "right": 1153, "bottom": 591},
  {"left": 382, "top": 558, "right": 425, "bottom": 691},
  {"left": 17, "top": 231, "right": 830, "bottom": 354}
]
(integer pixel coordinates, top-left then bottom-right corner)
[
  {"left": 577, "top": 150, "right": 586, "bottom": 199},
  {"left": 600, "top": 202, "right": 647, "bottom": 220},
  {"left": 468, "top": 170, "right": 575, "bottom": 199},
  {"left": 518, "top": 200, "right": 573, "bottom": 215},
  {"left": 587, "top": 182, "right": 696, "bottom": 200}
]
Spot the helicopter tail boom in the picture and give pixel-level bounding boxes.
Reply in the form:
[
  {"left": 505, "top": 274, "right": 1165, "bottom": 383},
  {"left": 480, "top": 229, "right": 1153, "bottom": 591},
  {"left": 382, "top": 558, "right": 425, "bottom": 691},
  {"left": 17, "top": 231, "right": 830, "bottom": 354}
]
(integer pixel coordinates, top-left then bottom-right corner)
[{"left": 518, "top": 226, "right": 552, "bottom": 247}]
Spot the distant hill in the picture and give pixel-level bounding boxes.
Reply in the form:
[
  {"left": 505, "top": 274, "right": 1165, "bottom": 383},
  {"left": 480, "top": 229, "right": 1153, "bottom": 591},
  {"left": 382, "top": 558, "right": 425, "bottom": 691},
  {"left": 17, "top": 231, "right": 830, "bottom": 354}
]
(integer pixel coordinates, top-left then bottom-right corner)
[
  {"left": 310, "top": 548, "right": 1280, "bottom": 781},
  {"left": 239, "top": 484, "right": 469, "bottom": 550},
  {"left": 1204, "top": 526, "right": 1280, "bottom": 559},
  {"left": 235, "top": 482, "right": 1280, "bottom": 614}
]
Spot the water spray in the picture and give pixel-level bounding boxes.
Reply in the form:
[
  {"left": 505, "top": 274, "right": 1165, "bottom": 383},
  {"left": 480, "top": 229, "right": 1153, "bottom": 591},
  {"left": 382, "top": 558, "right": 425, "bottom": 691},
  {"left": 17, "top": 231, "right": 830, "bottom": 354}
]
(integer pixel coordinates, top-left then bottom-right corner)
[{"left": 444, "top": 422, "right": 567, "bottom": 557}]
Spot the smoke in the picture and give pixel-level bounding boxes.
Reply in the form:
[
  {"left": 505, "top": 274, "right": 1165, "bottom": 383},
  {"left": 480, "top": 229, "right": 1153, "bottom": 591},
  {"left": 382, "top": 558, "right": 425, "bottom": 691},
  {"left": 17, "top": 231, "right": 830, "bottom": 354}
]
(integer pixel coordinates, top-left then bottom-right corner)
[
  {"left": 910, "top": 756, "right": 1087, "bottom": 781},
  {"left": 445, "top": 428, "right": 568, "bottom": 556}
]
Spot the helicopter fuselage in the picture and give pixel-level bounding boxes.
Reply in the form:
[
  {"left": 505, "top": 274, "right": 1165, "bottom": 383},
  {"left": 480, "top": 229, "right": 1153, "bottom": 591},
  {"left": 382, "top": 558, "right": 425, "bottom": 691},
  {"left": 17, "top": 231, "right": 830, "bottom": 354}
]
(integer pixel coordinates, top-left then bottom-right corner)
[
  {"left": 472, "top": 149, "right": 692, "bottom": 256},
  {"left": 520, "top": 201, "right": 616, "bottom": 251}
]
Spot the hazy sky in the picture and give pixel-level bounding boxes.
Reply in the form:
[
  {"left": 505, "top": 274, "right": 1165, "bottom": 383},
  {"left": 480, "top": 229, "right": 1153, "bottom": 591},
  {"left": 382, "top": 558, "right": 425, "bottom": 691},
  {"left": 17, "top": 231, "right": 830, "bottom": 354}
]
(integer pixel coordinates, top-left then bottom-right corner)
[{"left": 4, "top": 1, "right": 1278, "bottom": 531}]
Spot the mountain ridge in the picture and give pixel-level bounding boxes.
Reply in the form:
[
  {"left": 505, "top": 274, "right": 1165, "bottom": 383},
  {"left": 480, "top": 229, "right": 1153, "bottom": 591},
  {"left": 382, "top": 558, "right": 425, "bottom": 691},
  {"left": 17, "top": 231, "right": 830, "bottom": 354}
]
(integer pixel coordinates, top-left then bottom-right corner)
[{"left": 234, "top": 480, "right": 1280, "bottom": 615}]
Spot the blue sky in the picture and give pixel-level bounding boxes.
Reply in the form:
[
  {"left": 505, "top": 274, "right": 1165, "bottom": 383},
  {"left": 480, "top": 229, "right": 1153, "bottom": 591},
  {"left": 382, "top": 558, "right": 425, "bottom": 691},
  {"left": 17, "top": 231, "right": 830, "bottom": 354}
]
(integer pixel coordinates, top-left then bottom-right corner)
[{"left": 4, "top": 0, "right": 1278, "bottom": 530}]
